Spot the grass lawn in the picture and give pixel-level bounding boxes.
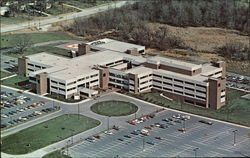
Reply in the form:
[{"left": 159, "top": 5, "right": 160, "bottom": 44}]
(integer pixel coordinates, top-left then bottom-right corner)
[
  {"left": 64, "top": 0, "right": 115, "bottom": 9},
  {"left": 126, "top": 88, "right": 250, "bottom": 127},
  {"left": 1, "top": 32, "right": 81, "bottom": 48},
  {"left": 0, "top": 75, "right": 29, "bottom": 89},
  {"left": 4, "top": 43, "right": 70, "bottom": 58},
  {"left": 91, "top": 100, "right": 138, "bottom": 116},
  {"left": 0, "top": 71, "right": 12, "bottom": 79},
  {"left": 46, "top": 5, "right": 78, "bottom": 15},
  {"left": 2, "top": 114, "right": 100, "bottom": 154},
  {"left": 1, "top": 16, "right": 32, "bottom": 25},
  {"left": 43, "top": 150, "right": 71, "bottom": 158}
]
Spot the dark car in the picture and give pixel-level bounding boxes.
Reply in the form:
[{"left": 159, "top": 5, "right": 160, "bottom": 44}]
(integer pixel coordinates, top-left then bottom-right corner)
[
  {"left": 124, "top": 135, "right": 132, "bottom": 138},
  {"left": 146, "top": 141, "right": 155, "bottom": 145},
  {"left": 199, "top": 120, "right": 213, "bottom": 125},
  {"left": 131, "top": 130, "right": 140, "bottom": 135},
  {"left": 1, "top": 124, "right": 7, "bottom": 128},
  {"left": 118, "top": 138, "right": 124, "bottom": 141}
]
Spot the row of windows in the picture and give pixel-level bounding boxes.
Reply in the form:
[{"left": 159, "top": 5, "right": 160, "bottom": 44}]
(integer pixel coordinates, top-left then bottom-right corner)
[
  {"left": 51, "top": 80, "right": 65, "bottom": 86},
  {"left": 140, "top": 74, "right": 152, "bottom": 80},
  {"left": 140, "top": 85, "right": 152, "bottom": 91},
  {"left": 28, "top": 63, "right": 46, "bottom": 69}
]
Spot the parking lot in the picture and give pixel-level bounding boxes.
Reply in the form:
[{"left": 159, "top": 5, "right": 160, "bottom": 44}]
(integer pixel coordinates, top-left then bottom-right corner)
[
  {"left": 1, "top": 88, "right": 60, "bottom": 129},
  {"left": 0, "top": 55, "right": 18, "bottom": 73},
  {"left": 66, "top": 110, "right": 250, "bottom": 157},
  {"left": 226, "top": 72, "right": 250, "bottom": 92}
]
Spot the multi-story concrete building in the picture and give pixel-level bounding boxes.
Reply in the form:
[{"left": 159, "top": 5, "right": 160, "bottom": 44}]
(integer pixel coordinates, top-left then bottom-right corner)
[{"left": 18, "top": 38, "right": 226, "bottom": 109}]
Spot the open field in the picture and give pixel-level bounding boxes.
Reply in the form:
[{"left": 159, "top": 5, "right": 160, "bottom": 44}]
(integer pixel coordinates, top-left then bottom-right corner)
[
  {"left": 0, "top": 75, "right": 28, "bottom": 89},
  {"left": 1, "top": 114, "right": 100, "bottom": 154},
  {"left": 4, "top": 43, "right": 70, "bottom": 58},
  {"left": 1, "top": 32, "right": 81, "bottom": 48},
  {"left": 46, "top": 5, "right": 78, "bottom": 15},
  {"left": 43, "top": 150, "right": 71, "bottom": 158},
  {"left": 64, "top": 0, "right": 115, "bottom": 9},
  {"left": 91, "top": 100, "right": 138, "bottom": 116},
  {"left": 126, "top": 88, "right": 250, "bottom": 127},
  {"left": 0, "top": 71, "right": 12, "bottom": 79},
  {"left": 1, "top": 16, "right": 32, "bottom": 26}
]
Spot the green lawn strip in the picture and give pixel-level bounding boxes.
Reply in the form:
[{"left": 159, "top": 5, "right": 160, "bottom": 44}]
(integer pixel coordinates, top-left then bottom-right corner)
[
  {"left": 4, "top": 43, "right": 70, "bottom": 58},
  {"left": 1, "top": 32, "right": 81, "bottom": 48},
  {"left": 0, "top": 71, "right": 12, "bottom": 79},
  {"left": 2, "top": 114, "right": 100, "bottom": 155},
  {"left": 46, "top": 5, "right": 78, "bottom": 15},
  {"left": 64, "top": 0, "right": 114, "bottom": 9},
  {"left": 42, "top": 150, "right": 71, "bottom": 158},
  {"left": 0, "top": 75, "right": 29, "bottom": 90},
  {"left": 91, "top": 100, "right": 138, "bottom": 116},
  {"left": 1, "top": 16, "right": 32, "bottom": 25},
  {"left": 125, "top": 88, "right": 250, "bottom": 127}
]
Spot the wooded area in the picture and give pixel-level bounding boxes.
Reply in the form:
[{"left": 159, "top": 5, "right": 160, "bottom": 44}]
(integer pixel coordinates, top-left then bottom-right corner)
[{"left": 66, "top": 0, "right": 249, "bottom": 60}]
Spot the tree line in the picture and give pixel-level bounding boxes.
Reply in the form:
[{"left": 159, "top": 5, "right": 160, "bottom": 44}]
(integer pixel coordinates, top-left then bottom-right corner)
[{"left": 66, "top": 0, "right": 249, "bottom": 59}]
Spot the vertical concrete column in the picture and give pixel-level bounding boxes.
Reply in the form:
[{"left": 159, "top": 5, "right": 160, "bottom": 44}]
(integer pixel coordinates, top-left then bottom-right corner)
[
  {"left": 99, "top": 68, "right": 109, "bottom": 89},
  {"left": 18, "top": 56, "right": 28, "bottom": 77},
  {"left": 36, "top": 72, "right": 48, "bottom": 95}
]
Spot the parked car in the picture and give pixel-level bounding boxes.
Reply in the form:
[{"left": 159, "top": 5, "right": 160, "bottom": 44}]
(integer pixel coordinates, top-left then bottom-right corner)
[
  {"left": 118, "top": 138, "right": 124, "bottom": 141},
  {"left": 124, "top": 135, "right": 132, "bottom": 138},
  {"left": 146, "top": 141, "right": 155, "bottom": 145},
  {"left": 131, "top": 130, "right": 140, "bottom": 135},
  {"left": 199, "top": 120, "right": 213, "bottom": 125}
]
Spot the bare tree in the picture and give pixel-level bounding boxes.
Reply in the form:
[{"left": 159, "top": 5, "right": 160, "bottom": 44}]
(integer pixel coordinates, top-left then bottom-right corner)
[{"left": 14, "top": 34, "right": 33, "bottom": 53}]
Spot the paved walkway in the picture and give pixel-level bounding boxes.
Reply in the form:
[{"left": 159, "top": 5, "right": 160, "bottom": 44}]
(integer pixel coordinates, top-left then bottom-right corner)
[{"left": 0, "top": 74, "right": 17, "bottom": 81}]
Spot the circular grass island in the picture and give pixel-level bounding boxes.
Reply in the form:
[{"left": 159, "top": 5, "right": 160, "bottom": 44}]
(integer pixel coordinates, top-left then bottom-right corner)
[{"left": 91, "top": 100, "right": 138, "bottom": 116}]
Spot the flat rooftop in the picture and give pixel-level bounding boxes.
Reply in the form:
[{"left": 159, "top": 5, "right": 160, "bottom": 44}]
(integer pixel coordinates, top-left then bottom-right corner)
[
  {"left": 148, "top": 56, "right": 202, "bottom": 71},
  {"left": 27, "top": 50, "right": 146, "bottom": 80},
  {"left": 87, "top": 38, "right": 145, "bottom": 53}
]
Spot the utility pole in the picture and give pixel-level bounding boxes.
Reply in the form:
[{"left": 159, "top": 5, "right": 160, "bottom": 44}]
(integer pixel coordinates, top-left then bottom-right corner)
[
  {"left": 78, "top": 103, "right": 80, "bottom": 120},
  {"left": 183, "top": 119, "right": 186, "bottom": 133},
  {"left": 142, "top": 136, "right": 145, "bottom": 151},
  {"left": 232, "top": 130, "right": 238, "bottom": 146}
]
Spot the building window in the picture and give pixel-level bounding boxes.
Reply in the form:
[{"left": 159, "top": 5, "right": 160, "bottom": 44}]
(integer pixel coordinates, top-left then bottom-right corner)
[
  {"left": 153, "top": 85, "right": 162, "bottom": 89},
  {"left": 174, "top": 90, "right": 183, "bottom": 94},
  {"left": 153, "top": 79, "right": 162, "bottom": 83},
  {"left": 28, "top": 63, "right": 34, "bottom": 66},
  {"left": 196, "top": 90, "right": 206, "bottom": 94},
  {"left": 51, "top": 86, "right": 58, "bottom": 90},
  {"left": 185, "top": 93, "right": 194, "bottom": 97},
  {"left": 174, "top": 79, "right": 183, "bottom": 83},
  {"left": 153, "top": 74, "right": 162, "bottom": 78},
  {"left": 163, "top": 87, "right": 172, "bottom": 91},
  {"left": 163, "top": 82, "right": 172, "bottom": 86},
  {"left": 163, "top": 76, "right": 172, "bottom": 80},
  {"left": 185, "top": 87, "right": 194, "bottom": 91},
  {"left": 35, "top": 65, "right": 41, "bottom": 68},
  {"left": 185, "top": 81, "right": 195, "bottom": 86},
  {"left": 218, "top": 83, "right": 221, "bottom": 87},
  {"left": 59, "top": 82, "right": 65, "bottom": 86},
  {"left": 196, "top": 96, "right": 206, "bottom": 100},
  {"left": 196, "top": 84, "right": 206, "bottom": 88},
  {"left": 174, "top": 84, "right": 183, "bottom": 88},
  {"left": 91, "top": 74, "right": 98, "bottom": 78},
  {"left": 59, "top": 88, "right": 65, "bottom": 92},
  {"left": 90, "top": 79, "right": 98, "bottom": 83},
  {"left": 51, "top": 80, "right": 58, "bottom": 84},
  {"left": 28, "top": 68, "right": 34, "bottom": 72}
]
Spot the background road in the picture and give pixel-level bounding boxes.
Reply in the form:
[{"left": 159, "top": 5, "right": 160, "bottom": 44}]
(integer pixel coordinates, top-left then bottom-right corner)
[{"left": 1, "top": 1, "right": 134, "bottom": 33}]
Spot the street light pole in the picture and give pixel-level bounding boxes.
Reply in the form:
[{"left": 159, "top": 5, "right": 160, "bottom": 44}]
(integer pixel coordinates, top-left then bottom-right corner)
[
  {"left": 183, "top": 119, "right": 186, "bottom": 133},
  {"left": 232, "top": 130, "right": 238, "bottom": 146},
  {"left": 143, "top": 136, "right": 145, "bottom": 151},
  {"left": 193, "top": 147, "right": 199, "bottom": 158}
]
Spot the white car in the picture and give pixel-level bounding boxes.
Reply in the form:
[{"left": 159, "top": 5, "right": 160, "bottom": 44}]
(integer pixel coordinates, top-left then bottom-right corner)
[
  {"left": 1, "top": 114, "right": 8, "bottom": 118},
  {"left": 104, "top": 131, "right": 113, "bottom": 135}
]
